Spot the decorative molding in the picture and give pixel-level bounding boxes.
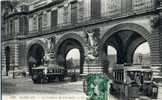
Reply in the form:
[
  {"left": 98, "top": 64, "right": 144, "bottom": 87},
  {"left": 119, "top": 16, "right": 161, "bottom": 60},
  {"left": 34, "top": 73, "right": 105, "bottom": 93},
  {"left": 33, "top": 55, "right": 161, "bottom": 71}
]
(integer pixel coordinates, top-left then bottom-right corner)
[{"left": 52, "top": 7, "right": 58, "bottom": 11}]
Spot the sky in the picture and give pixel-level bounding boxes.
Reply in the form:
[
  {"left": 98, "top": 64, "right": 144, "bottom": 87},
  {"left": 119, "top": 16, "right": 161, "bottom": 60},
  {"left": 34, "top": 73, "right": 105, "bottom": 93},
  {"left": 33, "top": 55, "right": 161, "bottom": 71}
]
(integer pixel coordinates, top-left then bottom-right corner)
[
  {"left": 66, "top": 42, "right": 150, "bottom": 60},
  {"left": 134, "top": 42, "right": 150, "bottom": 54},
  {"left": 66, "top": 49, "right": 80, "bottom": 60}
]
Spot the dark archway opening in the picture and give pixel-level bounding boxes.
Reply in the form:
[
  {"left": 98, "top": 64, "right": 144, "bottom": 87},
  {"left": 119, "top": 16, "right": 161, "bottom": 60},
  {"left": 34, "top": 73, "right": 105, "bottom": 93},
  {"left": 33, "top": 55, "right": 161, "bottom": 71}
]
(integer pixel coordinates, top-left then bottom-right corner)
[
  {"left": 5, "top": 46, "right": 10, "bottom": 76},
  {"left": 102, "top": 30, "right": 149, "bottom": 70},
  {"left": 56, "top": 39, "right": 84, "bottom": 74},
  {"left": 102, "top": 33, "right": 124, "bottom": 65},
  {"left": 27, "top": 44, "right": 45, "bottom": 75}
]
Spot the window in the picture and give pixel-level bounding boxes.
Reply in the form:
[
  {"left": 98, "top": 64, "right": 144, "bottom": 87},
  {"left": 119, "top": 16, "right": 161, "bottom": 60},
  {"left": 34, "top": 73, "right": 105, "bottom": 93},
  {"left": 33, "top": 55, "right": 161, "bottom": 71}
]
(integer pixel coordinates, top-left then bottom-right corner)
[
  {"left": 5, "top": 23, "right": 8, "bottom": 35},
  {"left": 33, "top": 15, "right": 38, "bottom": 31},
  {"left": 58, "top": 7, "right": 64, "bottom": 27},
  {"left": 78, "top": 0, "right": 84, "bottom": 22},
  {"left": 51, "top": 10, "right": 58, "bottom": 28},
  {"left": 64, "top": 6, "right": 68, "bottom": 25},
  {"left": 42, "top": 13, "right": 47, "bottom": 27},
  {"left": 29, "top": 16, "right": 33, "bottom": 32},
  {"left": 91, "top": 0, "right": 101, "bottom": 19},
  {"left": 15, "top": 19, "right": 19, "bottom": 34},
  {"left": 71, "top": 2, "right": 78, "bottom": 24},
  {"left": 9, "top": 20, "right": 12, "bottom": 35},
  {"left": 7, "top": 22, "right": 9, "bottom": 35}
]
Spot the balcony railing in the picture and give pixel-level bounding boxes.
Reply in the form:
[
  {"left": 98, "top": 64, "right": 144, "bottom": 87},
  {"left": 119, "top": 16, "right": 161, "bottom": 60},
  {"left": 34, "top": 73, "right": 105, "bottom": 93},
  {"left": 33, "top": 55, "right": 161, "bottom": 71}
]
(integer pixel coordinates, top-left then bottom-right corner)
[{"left": 2, "top": 0, "right": 158, "bottom": 41}]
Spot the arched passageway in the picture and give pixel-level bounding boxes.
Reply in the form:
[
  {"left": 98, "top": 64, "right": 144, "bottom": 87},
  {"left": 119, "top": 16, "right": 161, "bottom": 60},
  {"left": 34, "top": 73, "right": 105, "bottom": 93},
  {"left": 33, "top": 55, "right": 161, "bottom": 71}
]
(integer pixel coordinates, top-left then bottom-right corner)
[
  {"left": 56, "top": 39, "right": 85, "bottom": 74},
  {"left": 27, "top": 43, "right": 45, "bottom": 75},
  {"left": 101, "top": 23, "right": 151, "bottom": 74},
  {"left": 5, "top": 46, "right": 10, "bottom": 76},
  {"left": 102, "top": 30, "right": 147, "bottom": 64},
  {"left": 66, "top": 48, "right": 80, "bottom": 72}
]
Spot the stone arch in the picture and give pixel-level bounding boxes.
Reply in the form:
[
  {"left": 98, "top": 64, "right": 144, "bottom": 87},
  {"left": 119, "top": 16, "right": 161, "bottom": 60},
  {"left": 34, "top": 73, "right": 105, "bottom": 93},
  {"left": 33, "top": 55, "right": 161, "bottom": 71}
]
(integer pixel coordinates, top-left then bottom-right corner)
[
  {"left": 101, "top": 23, "right": 151, "bottom": 65},
  {"left": 101, "top": 23, "right": 150, "bottom": 45},
  {"left": 26, "top": 39, "right": 47, "bottom": 54},
  {"left": 26, "top": 40, "right": 46, "bottom": 75},
  {"left": 103, "top": 33, "right": 125, "bottom": 64},
  {"left": 55, "top": 33, "right": 86, "bottom": 74}
]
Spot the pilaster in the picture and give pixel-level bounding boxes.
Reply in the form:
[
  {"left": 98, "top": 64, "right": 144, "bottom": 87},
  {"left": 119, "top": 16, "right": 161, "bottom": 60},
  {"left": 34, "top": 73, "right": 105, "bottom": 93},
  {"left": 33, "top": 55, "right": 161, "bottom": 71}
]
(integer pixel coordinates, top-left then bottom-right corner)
[{"left": 150, "top": 14, "right": 162, "bottom": 82}]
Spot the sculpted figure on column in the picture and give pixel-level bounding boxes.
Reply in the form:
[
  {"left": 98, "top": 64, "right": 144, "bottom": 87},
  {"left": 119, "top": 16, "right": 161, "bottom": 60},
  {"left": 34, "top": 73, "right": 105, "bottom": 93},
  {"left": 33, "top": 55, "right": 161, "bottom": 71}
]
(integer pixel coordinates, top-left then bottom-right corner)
[
  {"left": 47, "top": 36, "right": 56, "bottom": 53},
  {"left": 85, "top": 31, "right": 99, "bottom": 61}
]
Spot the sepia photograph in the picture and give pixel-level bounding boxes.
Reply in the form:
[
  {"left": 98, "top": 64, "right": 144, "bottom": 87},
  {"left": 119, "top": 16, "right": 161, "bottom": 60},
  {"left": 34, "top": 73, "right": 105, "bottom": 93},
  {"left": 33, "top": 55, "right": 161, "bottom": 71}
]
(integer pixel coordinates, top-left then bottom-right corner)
[{"left": 1, "top": 0, "right": 162, "bottom": 100}]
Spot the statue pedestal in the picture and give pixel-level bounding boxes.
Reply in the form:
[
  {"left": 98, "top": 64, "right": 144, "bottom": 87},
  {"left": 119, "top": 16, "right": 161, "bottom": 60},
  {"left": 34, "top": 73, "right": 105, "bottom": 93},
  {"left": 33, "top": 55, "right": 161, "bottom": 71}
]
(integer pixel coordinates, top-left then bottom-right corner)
[{"left": 83, "top": 57, "right": 103, "bottom": 74}]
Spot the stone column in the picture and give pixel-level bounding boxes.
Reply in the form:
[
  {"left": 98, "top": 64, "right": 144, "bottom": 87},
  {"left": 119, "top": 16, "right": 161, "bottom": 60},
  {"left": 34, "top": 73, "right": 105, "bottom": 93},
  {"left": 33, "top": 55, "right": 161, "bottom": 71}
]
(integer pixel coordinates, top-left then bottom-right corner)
[
  {"left": 19, "top": 40, "right": 27, "bottom": 71},
  {"left": 83, "top": 29, "right": 103, "bottom": 74},
  {"left": 150, "top": 14, "right": 162, "bottom": 82}
]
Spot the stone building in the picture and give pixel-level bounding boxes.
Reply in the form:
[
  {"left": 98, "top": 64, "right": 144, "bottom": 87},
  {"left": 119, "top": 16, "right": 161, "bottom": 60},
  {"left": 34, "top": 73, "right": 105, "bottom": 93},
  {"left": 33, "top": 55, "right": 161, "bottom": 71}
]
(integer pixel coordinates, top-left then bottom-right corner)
[{"left": 1, "top": 0, "right": 162, "bottom": 78}]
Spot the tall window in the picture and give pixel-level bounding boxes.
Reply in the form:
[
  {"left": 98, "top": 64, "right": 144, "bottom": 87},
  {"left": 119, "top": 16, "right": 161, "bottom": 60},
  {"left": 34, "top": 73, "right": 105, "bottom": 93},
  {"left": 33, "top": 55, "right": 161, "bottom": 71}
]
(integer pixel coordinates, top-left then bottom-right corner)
[
  {"left": 58, "top": 7, "right": 64, "bottom": 27},
  {"left": 38, "top": 15, "right": 42, "bottom": 32},
  {"left": 42, "top": 13, "right": 47, "bottom": 28},
  {"left": 29, "top": 16, "right": 33, "bottom": 32},
  {"left": 33, "top": 15, "right": 38, "bottom": 31},
  {"left": 91, "top": 0, "right": 101, "bottom": 19},
  {"left": 71, "top": 2, "right": 78, "bottom": 24},
  {"left": 9, "top": 20, "right": 12, "bottom": 35},
  {"left": 78, "top": 0, "right": 84, "bottom": 22},
  {"left": 64, "top": 6, "right": 68, "bottom": 25},
  {"left": 7, "top": 21, "right": 9, "bottom": 35},
  {"left": 15, "top": 19, "right": 19, "bottom": 34},
  {"left": 5, "top": 23, "right": 8, "bottom": 35},
  {"left": 51, "top": 10, "right": 58, "bottom": 28}
]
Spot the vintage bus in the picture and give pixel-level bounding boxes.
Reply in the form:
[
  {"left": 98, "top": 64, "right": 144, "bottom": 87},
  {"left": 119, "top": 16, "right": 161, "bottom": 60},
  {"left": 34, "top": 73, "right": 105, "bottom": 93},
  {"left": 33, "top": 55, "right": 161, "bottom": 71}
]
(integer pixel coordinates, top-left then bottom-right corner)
[
  {"left": 31, "top": 53, "right": 80, "bottom": 83},
  {"left": 110, "top": 64, "right": 158, "bottom": 99}
]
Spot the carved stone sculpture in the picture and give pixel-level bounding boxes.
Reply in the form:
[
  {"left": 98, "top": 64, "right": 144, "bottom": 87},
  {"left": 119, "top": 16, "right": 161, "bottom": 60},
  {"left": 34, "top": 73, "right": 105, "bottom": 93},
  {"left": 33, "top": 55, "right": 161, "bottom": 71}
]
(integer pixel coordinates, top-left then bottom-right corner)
[
  {"left": 150, "top": 15, "right": 160, "bottom": 28},
  {"left": 85, "top": 31, "right": 99, "bottom": 61}
]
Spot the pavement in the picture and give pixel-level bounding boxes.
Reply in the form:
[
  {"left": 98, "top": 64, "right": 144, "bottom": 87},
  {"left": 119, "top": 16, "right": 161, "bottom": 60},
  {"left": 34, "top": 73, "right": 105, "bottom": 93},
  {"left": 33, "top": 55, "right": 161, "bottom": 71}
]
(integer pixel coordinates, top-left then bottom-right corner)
[
  {"left": 2, "top": 76, "right": 162, "bottom": 100},
  {"left": 2, "top": 76, "right": 118, "bottom": 100}
]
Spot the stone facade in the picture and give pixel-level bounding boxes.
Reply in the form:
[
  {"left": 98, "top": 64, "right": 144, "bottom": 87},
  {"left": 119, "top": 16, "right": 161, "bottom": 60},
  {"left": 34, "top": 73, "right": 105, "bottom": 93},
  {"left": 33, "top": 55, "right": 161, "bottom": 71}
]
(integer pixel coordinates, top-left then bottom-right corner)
[{"left": 1, "top": 0, "right": 162, "bottom": 78}]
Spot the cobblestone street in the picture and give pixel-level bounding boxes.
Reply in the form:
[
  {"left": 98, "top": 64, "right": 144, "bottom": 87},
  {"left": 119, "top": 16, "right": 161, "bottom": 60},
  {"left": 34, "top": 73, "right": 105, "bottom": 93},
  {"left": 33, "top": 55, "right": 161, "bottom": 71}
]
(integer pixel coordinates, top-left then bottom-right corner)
[
  {"left": 2, "top": 76, "right": 118, "bottom": 100},
  {"left": 3, "top": 76, "right": 162, "bottom": 100},
  {"left": 2, "top": 76, "right": 84, "bottom": 95}
]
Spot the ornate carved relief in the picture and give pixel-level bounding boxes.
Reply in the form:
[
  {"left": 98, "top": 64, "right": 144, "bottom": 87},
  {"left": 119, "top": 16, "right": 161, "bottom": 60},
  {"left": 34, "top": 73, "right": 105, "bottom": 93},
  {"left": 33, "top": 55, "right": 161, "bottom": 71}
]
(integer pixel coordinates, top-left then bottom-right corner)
[
  {"left": 47, "top": 36, "right": 56, "bottom": 53},
  {"left": 84, "top": 30, "right": 100, "bottom": 62},
  {"left": 132, "top": 0, "right": 153, "bottom": 11},
  {"left": 107, "top": 0, "right": 121, "bottom": 16},
  {"left": 150, "top": 15, "right": 160, "bottom": 28}
]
